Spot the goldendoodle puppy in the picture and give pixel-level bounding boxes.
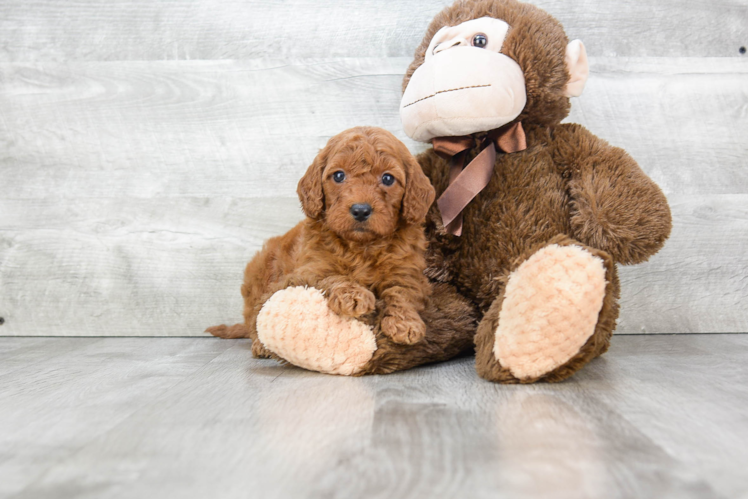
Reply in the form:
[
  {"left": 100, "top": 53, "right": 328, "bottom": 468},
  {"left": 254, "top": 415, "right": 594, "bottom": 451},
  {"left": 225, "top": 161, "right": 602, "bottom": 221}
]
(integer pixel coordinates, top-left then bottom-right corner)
[{"left": 208, "top": 126, "right": 436, "bottom": 358}]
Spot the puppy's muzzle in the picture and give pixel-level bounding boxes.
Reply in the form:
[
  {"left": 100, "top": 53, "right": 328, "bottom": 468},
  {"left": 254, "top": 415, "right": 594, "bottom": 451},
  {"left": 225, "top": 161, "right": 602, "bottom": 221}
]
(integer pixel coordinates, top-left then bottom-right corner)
[{"left": 350, "top": 203, "right": 372, "bottom": 222}]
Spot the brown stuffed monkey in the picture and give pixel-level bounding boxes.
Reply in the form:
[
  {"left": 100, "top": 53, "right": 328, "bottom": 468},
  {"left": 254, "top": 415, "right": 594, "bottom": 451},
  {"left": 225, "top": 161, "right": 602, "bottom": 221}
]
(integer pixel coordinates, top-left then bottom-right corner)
[{"left": 212, "top": 0, "right": 672, "bottom": 383}]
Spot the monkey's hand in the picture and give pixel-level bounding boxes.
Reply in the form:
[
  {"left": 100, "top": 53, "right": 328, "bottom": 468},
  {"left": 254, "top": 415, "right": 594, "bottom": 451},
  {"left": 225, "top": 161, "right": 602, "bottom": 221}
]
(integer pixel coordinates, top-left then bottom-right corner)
[{"left": 553, "top": 123, "right": 672, "bottom": 265}]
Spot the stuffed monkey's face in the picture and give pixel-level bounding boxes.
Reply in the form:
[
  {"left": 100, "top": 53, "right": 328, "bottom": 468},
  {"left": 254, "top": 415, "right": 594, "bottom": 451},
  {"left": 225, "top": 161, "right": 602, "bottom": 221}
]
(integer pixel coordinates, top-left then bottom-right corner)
[{"left": 400, "top": 17, "right": 527, "bottom": 142}]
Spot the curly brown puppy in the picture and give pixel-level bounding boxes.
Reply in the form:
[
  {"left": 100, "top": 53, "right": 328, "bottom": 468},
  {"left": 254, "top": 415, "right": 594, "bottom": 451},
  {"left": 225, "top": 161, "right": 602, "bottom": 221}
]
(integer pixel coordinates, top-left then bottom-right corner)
[{"left": 207, "top": 126, "right": 436, "bottom": 357}]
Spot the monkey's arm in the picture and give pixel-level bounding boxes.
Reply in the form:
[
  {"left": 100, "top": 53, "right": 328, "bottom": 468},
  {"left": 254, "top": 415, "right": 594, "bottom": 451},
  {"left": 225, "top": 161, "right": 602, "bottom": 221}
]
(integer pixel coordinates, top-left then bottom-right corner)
[{"left": 553, "top": 123, "right": 672, "bottom": 265}]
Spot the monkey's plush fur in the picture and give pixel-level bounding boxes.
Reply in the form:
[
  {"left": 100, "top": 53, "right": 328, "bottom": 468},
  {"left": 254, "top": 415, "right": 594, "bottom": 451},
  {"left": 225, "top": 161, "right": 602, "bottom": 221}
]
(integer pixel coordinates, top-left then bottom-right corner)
[
  {"left": 395, "top": 0, "right": 671, "bottom": 382},
  {"left": 211, "top": 0, "right": 671, "bottom": 383}
]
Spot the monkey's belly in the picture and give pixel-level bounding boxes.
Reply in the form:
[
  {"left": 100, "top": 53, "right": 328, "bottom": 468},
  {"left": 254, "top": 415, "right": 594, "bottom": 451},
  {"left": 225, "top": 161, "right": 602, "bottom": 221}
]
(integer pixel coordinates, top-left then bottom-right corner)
[{"left": 453, "top": 195, "right": 573, "bottom": 311}]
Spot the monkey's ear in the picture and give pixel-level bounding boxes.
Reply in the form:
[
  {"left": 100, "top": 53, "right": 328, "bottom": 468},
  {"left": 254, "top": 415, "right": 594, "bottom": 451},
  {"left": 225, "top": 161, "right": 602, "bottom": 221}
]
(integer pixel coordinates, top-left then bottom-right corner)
[
  {"left": 402, "top": 154, "right": 436, "bottom": 225},
  {"left": 297, "top": 151, "right": 326, "bottom": 219},
  {"left": 564, "top": 40, "right": 589, "bottom": 97}
]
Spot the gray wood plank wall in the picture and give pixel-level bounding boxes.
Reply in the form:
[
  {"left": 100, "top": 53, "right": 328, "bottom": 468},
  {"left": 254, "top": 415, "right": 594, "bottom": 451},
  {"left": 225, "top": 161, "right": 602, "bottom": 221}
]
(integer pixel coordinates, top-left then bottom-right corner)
[{"left": 1, "top": 0, "right": 747, "bottom": 336}]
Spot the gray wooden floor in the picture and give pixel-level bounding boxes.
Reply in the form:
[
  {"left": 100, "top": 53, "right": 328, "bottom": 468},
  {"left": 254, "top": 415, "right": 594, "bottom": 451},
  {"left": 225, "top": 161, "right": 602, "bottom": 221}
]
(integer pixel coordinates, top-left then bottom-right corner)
[{"left": 1, "top": 335, "right": 746, "bottom": 498}]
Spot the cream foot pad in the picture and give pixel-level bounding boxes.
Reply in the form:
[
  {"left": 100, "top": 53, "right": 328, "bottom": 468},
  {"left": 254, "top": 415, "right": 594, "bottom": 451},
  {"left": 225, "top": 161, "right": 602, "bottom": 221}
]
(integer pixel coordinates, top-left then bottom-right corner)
[
  {"left": 256, "top": 286, "right": 377, "bottom": 376},
  {"left": 494, "top": 244, "right": 607, "bottom": 380}
]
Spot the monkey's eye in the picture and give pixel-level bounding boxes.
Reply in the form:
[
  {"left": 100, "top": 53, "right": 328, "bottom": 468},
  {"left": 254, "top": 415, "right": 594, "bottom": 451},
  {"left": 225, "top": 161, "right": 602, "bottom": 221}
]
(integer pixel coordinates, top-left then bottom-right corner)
[
  {"left": 381, "top": 173, "right": 395, "bottom": 186},
  {"left": 472, "top": 33, "right": 488, "bottom": 48},
  {"left": 332, "top": 171, "right": 346, "bottom": 183}
]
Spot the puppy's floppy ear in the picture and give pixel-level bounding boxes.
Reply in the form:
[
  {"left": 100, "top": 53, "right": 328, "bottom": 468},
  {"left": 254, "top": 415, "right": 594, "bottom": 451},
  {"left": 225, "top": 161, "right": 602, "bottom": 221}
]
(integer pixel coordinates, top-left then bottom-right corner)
[
  {"left": 401, "top": 152, "right": 435, "bottom": 225},
  {"left": 297, "top": 149, "right": 327, "bottom": 219}
]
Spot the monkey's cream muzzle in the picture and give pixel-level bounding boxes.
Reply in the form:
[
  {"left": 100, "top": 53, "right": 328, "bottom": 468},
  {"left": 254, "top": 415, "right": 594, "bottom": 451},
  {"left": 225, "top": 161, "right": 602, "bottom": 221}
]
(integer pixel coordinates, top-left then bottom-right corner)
[{"left": 400, "top": 17, "right": 527, "bottom": 143}]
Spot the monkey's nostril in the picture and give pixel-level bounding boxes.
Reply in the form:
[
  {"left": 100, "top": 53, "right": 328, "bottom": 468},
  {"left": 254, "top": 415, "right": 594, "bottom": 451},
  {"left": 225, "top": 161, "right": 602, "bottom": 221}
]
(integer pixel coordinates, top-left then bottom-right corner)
[{"left": 350, "top": 203, "right": 372, "bottom": 222}]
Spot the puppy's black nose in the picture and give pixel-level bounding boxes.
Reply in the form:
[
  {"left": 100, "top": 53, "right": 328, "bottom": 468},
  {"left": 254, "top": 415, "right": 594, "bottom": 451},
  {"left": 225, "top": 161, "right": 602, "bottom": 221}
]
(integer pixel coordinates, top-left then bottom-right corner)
[{"left": 350, "top": 203, "right": 372, "bottom": 222}]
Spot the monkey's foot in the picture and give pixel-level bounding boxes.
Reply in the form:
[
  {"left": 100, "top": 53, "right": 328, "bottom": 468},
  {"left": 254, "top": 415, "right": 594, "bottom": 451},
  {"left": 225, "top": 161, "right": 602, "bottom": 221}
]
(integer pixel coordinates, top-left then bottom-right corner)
[
  {"left": 491, "top": 244, "right": 607, "bottom": 380},
  {"left": 256, "top": 286, "right": 377, "bottom": 376}
]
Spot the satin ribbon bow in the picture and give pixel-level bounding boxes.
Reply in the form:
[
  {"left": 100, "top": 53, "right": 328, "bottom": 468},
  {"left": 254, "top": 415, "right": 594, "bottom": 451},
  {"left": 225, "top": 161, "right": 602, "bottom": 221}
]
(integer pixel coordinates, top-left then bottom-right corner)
[{"left": 432, "top": 122, "right": 527, "bottom": 236}]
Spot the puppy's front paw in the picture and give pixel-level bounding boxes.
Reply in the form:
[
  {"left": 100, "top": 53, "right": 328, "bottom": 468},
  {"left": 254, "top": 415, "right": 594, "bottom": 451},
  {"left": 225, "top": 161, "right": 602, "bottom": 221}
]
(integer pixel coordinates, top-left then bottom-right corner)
[
  {"left": 326, "top": 284, "right": 376, "bottom": 318},
  {"left": 381, "top": 309, "right": 426, "bottom": 345}
]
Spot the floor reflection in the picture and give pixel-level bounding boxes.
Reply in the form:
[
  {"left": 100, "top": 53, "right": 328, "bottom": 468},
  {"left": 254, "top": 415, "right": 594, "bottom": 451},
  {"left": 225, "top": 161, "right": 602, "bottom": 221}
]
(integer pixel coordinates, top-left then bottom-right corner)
[
  {"left": 494, "top": 390, "right": 606, "bottom": 497},
  {"left": 248, "top": 371, "right": 375, "bottom": 495}
]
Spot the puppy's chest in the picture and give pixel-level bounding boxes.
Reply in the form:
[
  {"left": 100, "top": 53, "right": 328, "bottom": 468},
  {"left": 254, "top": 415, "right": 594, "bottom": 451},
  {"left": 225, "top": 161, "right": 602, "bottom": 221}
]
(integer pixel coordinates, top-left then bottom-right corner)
[{"left": 335, "top": 256, "right": 385, "bottom": 289}]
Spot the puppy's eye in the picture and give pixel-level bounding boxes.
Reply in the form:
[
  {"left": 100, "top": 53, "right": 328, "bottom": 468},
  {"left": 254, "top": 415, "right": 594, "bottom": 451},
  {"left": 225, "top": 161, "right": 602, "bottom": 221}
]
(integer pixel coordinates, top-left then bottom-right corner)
[
  {"left": 472, "top": 33, "right": 488, "bottom": 48},
  {"left": 381, "top": 173, "right": 395, "bottom": 186},
  {"left": 332, "top": 171, "right": 346, "bottom": 183}
]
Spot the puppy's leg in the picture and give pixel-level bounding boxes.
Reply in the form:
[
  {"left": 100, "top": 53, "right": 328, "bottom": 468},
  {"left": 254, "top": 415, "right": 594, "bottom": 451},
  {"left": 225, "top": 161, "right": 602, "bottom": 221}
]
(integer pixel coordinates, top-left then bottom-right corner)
[
  {"left": 240, "top": 233, "right": 302, "bottom": 359},
  {"left": 321, "top": 278, "right": 376, "bottom": 318},
  {"left": 242, "top": 257, "right": 276, "bottom": 359},
  {"left": 380, "top": 308, "right": 426, "bottom": 345},
  {"left": 379, "top": 286, "right": 427, "bottom": 345}
]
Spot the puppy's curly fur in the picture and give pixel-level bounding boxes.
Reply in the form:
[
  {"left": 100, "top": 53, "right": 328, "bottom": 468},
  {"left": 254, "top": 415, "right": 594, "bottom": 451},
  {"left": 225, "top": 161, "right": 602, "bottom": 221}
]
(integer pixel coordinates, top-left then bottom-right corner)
[{"left": 207, "top": 127, "right": 436, "bottom": 356}]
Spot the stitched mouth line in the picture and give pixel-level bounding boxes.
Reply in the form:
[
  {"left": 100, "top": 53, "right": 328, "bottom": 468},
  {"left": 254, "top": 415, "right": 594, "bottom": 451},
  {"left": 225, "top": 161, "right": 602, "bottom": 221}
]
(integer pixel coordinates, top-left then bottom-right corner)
[{"left": 403, "top": 84, "right": 492, "bottom": 108}]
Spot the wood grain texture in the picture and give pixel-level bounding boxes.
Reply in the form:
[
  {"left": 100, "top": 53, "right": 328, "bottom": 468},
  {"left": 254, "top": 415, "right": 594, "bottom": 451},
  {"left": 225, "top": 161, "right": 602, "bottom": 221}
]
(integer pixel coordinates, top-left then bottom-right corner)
[
  {"left": 0, "top": 58, "right": 409, "bottom": 200},
  {"left": 1, "top": 56, "right": 746, "bottom": 335},
  {"left": 1, "top": 57, "right": 745, "bottom": 200},
  {"left": 1, "top": 335, "right": 746, "bottom": 497},
  {"left": 0, "top": 338, "right": 233, "bottom": 496},
  {"left": 0, "top": 0, "right": 746, "bottom": 62},
  {"left": 618, "top": 195, "right": 748, "bottom": 334},
  {"left": 0, "top": 197, "right": 303, "bottom": 336},
  {"left": 1, "top": 195, "right": 744, "bottom": 336},
  {"left": 568, "top": 58, "right": 748, "bottom": 196}
]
